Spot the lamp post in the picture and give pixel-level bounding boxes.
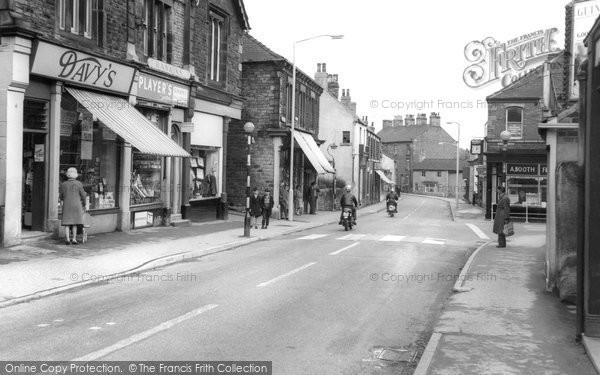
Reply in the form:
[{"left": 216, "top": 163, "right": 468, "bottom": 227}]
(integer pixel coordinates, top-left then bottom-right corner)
[
  {"left": 243, "top": 121, "right": 255, "bottom": 237},
  {"left": 446, "top": 121, "right": 461, "bottom": 209},
  {"left": 326, "top": 142, "right": 338, "bottom": 211},
  {"left": 287, "top": 34, "right": 344, "bottom": 222},
  {"left": 500, "top": 129, "right": 511, "bottom": 182}
]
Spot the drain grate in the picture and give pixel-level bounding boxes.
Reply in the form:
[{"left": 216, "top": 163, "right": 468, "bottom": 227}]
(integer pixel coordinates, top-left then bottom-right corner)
[{"left": 365, "top": 346, "right": 418, "bottom": 368}]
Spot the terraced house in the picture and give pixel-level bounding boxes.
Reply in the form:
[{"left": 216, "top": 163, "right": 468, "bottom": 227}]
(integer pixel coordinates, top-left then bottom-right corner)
[{"left": 0, "top": 0, "right": 249, "bottom": 247}]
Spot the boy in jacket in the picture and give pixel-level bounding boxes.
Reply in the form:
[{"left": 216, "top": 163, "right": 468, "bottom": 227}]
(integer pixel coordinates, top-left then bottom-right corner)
[{"left": 261, "top": 188, "right": 275, "bottom": 229}]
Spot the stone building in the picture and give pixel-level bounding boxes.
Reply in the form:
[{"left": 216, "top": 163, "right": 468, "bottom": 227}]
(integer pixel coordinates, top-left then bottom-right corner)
[
  {"left": 0, "top": 0, "right": 249, "bottom": 246},
  {"left": 377, "top": 113, "right": 456, "bottom": 192},
  {"left": 226, "top": 34, "right": 333, "bottom": 217}
]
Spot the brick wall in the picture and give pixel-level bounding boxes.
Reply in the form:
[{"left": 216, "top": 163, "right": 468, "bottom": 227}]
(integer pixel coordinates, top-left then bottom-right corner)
[
  {"left": 13, "top": 0, "right": 129, "bottom": 60},
  {"left": 486, "top": 101, "right": 544, "bottom": 141}
]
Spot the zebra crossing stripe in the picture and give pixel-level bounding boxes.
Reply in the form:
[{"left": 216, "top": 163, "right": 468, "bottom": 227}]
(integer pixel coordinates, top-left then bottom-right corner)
[
  {"left": 336, "top": 234, "right": 366, "bottom": 241},
  {"left": 378, "top": 235, "right": 406, "bottom": 242},
  {"left": 298, "top": 234, "right": 328, "bottom": 240},
  {"left": 422, "top": 238, "right": 445, "bottom": 245}
]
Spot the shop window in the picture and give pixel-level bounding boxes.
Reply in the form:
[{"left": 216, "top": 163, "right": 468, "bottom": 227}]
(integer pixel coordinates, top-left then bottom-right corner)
[
  {"left": 506, "top": 106, "right": 523, "bottom": 139},
  {"left": 59, "top": 92, "right": 120, "bottom": 210},
  {"left": 131, "top": 108, "right": 168, "bottom": 205},
  {"left": 507, "top": 176, "right": 547, "bottom": 207},
  {"left": 189, "top": 148, "right": 219, "bottom": 200},
  {"left": 342, "top": 131, "right": 350, "bottom": 145},
  {"left": 209, "top": 8, "right": 228, "bottom": 83},
  {"left": 58, "top": 0, "right": 103, "bottom": 44},
  {"left": 144, "top": 0, "right": 172, "bottom": 62}
]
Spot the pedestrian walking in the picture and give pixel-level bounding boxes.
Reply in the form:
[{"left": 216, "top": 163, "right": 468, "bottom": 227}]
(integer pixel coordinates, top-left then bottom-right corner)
[
  {"left": 249, "top": 187, "right": 262, "bottom": 229},
  {"left": 60, "top": 167, "right": 87, "bottom": 245},
  {"left": 279, "top": 181, "right": 288, "bottom": 220},
  {"left": 309, "top": 181, "right": 320, "bottom": 214},
  {"left": 493, "top": 186, "right": 511, "bottom": 248},
  {"left": 261, "top": 188, "right": 274, "bottom": 228},
  {"left": 294, "top": 185, "right": 303, "bottom": 216}
]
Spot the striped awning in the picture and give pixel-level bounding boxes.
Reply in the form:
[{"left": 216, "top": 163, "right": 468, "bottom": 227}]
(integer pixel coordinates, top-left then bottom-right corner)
[
  {"left": 375, "top": 169, "right": 394, "bottom": 184},
  {"left": 66, "top": 87, "right": 191, "bottom": 157},
  {"left": 294, "top": 131, "right": 335, "bottom": 174}
]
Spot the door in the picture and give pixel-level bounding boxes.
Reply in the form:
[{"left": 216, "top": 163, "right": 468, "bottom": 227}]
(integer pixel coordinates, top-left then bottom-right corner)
[
  {"left": 22, "top": 132, "right": 46, "bottom": 231},
  {"left": 171, "top": 124, "right": 182, "bottom": 215}
]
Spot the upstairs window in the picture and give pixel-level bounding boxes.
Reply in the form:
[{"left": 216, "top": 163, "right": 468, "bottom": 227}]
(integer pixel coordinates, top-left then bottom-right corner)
[
  {"left": 506, "top": 106, "right": 523, "bottom": 139},
  {"left": 421, "top": 170, "right": 426, "bottom": 177},
  {"left": 437, "top": 171, "right": 442, "bottom": 177},
  {"left": 342, "top": 131, "right": 350, "bottom": 144},
  {"left": 209, "top": 9, "right": 228, "bottom": 83},
  {"left": 144, "top": 0, "right": 171, "bottom": 62},
  {"left": 58, "top": 0, "right": 102, "bottom": 43}
]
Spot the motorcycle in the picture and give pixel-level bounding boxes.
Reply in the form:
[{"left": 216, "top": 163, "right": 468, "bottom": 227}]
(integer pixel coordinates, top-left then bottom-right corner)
[
  {"left": 341, "top": 207, "right": 353, "bottom": 231},
  {"left": 387, "top": 200, "right": 398, "bottom": 217}
]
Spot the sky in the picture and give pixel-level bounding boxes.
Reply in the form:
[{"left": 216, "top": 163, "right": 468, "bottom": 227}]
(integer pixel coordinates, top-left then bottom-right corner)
[{"left": 243, "top": 0, "right": 568, "bottom": 148}]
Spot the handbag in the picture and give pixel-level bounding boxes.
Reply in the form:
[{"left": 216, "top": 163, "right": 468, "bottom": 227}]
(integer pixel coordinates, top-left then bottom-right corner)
[{"left": 503, "top": 222, "right": 514, "bottom": 237}]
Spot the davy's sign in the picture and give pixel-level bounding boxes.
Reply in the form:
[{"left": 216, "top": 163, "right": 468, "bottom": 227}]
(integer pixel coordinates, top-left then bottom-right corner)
[{"left": 31, "top": 41, "right": 135, "bottom": 94}]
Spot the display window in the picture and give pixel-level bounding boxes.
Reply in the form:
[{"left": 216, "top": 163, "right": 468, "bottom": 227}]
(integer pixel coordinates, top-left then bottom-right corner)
[
  {"left": 189, "top": 147, "right": 219, "bottom": 200},
  {"left": 507, "top": 176, "right": 547, "bottom": 207},
  {"left": 59, "top": 92, "right": 120, "bottom": 210},
  {"left": 131, "top": 108, "right": 168, "bottom": 206}
]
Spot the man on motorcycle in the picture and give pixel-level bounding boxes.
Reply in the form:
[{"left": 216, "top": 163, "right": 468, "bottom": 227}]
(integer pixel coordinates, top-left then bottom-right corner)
[
  {"left": 386, "top": 186, "right": 399, "bottom": 212},
  {"left": 339, "top": 185, "right": 358, "bottom": 225}
]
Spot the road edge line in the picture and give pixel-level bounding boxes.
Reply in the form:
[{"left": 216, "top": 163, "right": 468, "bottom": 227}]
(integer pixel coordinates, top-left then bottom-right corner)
[
  {"left": 413, "top": 331, "right": 443, "bottom": 375},
  {"left": 452, "top": 240, "right": 492, "bottom": 293}
]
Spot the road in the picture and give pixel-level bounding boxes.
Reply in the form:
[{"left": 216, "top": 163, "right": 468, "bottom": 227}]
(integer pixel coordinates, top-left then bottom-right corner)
[{"left": 0, "top": 196, "right": 484, "bottom": 374}]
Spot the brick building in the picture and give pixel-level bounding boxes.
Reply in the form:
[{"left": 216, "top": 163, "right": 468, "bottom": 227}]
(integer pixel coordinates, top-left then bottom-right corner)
[
  {"left": 0, "top": 0, "right": 249, "bottom": 247},
  {"left": 226, "top": 34, "right": 333, "bottom": 217},
  {"left": 412, "top": 159, "right": 469, "bottom": 196},
  {"left": 377, "top": 113, "right": 456, "bottom": 192}
]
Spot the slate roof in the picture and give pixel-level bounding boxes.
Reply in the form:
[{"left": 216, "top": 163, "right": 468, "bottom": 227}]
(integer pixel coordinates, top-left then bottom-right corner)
[
  {"left": 413, "top": 158, "right": 469, "bottom": 171},
  {"left": 377, "top": 125, "right": 428, "bottom": 143},
  {"left": 242, "top": 33, "right": 285, "bottom": 63}
]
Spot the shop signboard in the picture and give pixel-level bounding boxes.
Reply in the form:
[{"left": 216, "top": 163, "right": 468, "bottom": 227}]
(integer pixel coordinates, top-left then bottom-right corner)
[
  {"left": 31, "top": 41, "right": 135, "bottom": 95},
  {"left": 137, "top": 72, "right": 190, "bottom": 108},
  {"left": 147, "top": 58, "right": 191, "bottom": 80},
  {"left": 507, "top": 163, "right": 548, "bottom": 175},
  {"left": 570, "top": 0, "right": 600, "bottom": 100}
]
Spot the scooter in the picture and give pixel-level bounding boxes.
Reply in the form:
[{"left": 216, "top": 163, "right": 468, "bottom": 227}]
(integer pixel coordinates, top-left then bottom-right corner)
[
  {"left": 387, "top": 200, "right": 398, "bottom": 217},
  {"left": 341, "top": 207, "right": 354, "bottom": 231}
]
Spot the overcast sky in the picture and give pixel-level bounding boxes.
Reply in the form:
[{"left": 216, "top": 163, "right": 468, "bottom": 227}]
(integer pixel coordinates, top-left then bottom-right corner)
[{"left": 243, "top": 0, "right": 568, "bottom": 148}]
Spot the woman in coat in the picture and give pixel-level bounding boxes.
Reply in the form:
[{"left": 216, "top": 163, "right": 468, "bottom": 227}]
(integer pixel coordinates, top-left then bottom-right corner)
[
  {"left": 493, "top": 186, "right": 511, "bottom": 248},
  {"left": 60, "top": 167, "right": 87, "bottom": 245},
  {"left": 279, "top": 182, "right": 288, "bottom": 220}
]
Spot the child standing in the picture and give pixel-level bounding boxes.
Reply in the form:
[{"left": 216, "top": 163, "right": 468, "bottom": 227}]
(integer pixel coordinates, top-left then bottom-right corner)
[{"left": 261, "top": 188, "right": 274, "bottom": 228}]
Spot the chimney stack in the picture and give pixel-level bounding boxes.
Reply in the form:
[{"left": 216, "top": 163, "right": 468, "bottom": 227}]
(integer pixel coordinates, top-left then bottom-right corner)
[
  {"left": 327, "top": 74, "right": 339, "bottom": 99},
  {"left": 341, "top": 88, "right": 351, "bottom": 107},
  {"left": 429, "top": 112, "right": 441, "bottom": 126},
  {"left": 405, "top": 114, "right": 415, "bottom": 126},
  {"left": 369, "top": 122, "right": 375, "bottom": 133},
  {"left": 393, "top": 115, "right": 403, "bottom": 127},
  {"left": 314, "top": 62, "right": 328, "bottom": 89},
  {"left": 383, "top": 120, "right": 393, "bottom": 128},
  {"left": 416, "top": 113, "right": 427, "bottom": 125}
]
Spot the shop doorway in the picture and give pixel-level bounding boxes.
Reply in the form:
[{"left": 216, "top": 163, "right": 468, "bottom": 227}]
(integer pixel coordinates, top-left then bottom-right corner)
[
  {"left": 22, "top": 132, "right": 46, "bottom": 231},
  {"left": 171, "top": 124, "right": 182, "bottom": 215}
]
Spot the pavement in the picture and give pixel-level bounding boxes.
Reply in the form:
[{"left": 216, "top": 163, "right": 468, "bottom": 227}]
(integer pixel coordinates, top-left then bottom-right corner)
[
  {"left": 412, "top": 194, "right": 598, "bottom": 375},
  {"left": 0, "top": 202, "right": 386, "bottom": 308}
]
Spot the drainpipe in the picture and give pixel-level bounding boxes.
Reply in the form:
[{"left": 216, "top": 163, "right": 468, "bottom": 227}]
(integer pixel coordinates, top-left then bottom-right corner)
[{"left": 576, "top": 59, "right": 587, "bottom": 339}]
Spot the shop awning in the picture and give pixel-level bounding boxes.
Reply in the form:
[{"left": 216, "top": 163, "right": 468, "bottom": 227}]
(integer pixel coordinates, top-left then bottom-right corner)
[
  {"left": 293, "top": 131, "right": 335, "bottom": 174},
  {"left": 375, "top": 170, "right": 394, "bottom": 184},
  {"left": 66, "top": 87, "right": 191, "bottom": 157}
]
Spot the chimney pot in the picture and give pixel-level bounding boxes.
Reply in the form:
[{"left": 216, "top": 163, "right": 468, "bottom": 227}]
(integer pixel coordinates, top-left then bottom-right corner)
[{"left": 323, "top": 63, "right": 327, "bottom": 72}]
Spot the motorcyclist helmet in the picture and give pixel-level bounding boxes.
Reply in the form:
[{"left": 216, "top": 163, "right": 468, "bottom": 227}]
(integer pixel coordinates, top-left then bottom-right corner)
[{"left": 345, "top": 185, "right": 351, "bottom": 192}]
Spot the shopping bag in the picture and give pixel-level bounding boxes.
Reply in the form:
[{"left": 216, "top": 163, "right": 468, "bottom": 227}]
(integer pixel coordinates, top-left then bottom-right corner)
[{"left": 503, "top": 222, "right": 514, "bottom": 237}]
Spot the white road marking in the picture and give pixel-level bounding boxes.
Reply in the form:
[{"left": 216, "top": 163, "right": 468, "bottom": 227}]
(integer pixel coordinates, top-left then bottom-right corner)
[
  {"left": 329, "top": 242, "right": 359, "bottom": 255},
  {"left": 378, "top": 235, "right": 406, "bottom": 242},
  {"left": 71, "top": 304, "right": 218, "bottom": 361},
  {"left": 466, "top": 223, "right": 490, "bottom": 240},
  {"left": 106, "top": 322, "right": 117, "bottom": 326},
  {"left": 422, "top": 238, "right": 445, "bottom": 245},
  {"left": 257, "top": 262, "right": 316, "bottom": 288},
  {"left": 37, "top": 323, "right": 50, "bottom": 327},
  {"left": 336, "top": 234, "right": 366, "bottom": 241},
  {"left": 53, "top": 319, "right": 64, "bottom": 322},
  {"left": 89, "top": 327, "right": 102, "bottom": 330},
  {"left": 402, "top": 200, "right": 426, "bottom": 221},
  {"left": 298, "top": 234, "right": 328, "bottom": 240}
]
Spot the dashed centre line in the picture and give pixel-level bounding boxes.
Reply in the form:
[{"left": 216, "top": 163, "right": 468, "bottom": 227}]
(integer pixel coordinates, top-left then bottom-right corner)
[
  {"left": 329, "top": 242, "right": 359, "bottom": 255},
  {"left": 256, "top": 262, "right": 317, "bottom": 288},
  {"left": 298, "top": 234, "right": 328, "bottom": 240}
]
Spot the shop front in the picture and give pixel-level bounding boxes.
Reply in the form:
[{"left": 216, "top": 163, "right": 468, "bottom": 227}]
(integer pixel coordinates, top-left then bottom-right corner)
[
  {"left": 21, "top": 40, "right": 190, "bottom": 242},
  {"left": 133, "top": 71, "right": 191, "bottom": 226}
]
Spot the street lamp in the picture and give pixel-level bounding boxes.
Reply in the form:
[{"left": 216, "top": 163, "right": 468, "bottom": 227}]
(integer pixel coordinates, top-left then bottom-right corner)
[
  {"left": 288, "top": 34, "right": 344, "bottom": 221},
  {"left": 500, "top": 129, "right": 511, "bottom": 182},
  {"left": 243, "top": 121, "right": 255, "bottom": 237},
  {"left": 446, "top": 121, "right": 461, "bottom": 209},
  {"left": 326, "top": 142, "right": 338, "bottom": 211}
]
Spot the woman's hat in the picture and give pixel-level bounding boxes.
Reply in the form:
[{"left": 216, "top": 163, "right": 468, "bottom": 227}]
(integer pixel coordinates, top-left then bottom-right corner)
[{"left": 66, "top": 167, "right": 78, "bottom": 179}]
